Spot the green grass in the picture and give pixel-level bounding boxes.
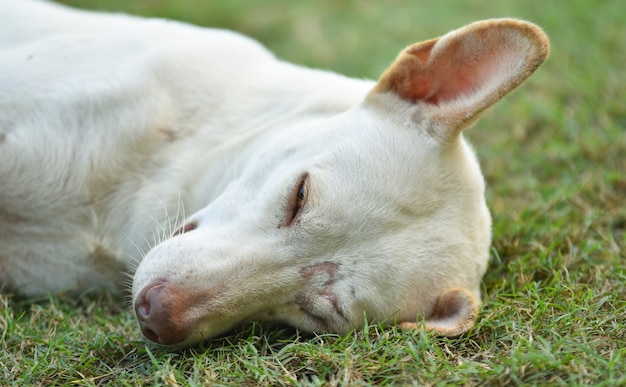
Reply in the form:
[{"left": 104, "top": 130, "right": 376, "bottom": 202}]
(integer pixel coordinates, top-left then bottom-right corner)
[{"left": 2, "top": 0, "right": 625, "bottom": 385}]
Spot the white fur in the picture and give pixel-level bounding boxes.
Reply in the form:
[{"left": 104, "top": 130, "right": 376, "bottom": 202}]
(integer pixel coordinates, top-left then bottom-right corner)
[{"left": 0, "top": 0, "right": 548, "bottom": 346}]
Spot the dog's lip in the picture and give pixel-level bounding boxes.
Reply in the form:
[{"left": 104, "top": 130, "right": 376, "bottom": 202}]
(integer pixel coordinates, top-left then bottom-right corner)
[
  {"left": 322, "top": 291, "right": 349, "bottom": 325},
  {"left": 295, "top": 293, "right": 349, "bottom": 333},
  {"left": 300, "top": 307, "right": 332, "bottom": 331}
]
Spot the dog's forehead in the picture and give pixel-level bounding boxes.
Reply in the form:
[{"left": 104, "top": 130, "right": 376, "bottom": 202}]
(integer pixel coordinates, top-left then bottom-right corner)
[
  {"left": 315, "top": 116, "right": 449, "bottom": 183},
  {"left": 242, "top": 104, "right": 473, "bottom": 209},
  {"left": 284, "top": 107, "right": 440, "bottom": 170}
]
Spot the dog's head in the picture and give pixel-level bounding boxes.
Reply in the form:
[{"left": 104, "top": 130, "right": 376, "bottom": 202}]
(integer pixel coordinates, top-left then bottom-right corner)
[{"left": 132, "top": 19, "right": 549, "bottom": 347}]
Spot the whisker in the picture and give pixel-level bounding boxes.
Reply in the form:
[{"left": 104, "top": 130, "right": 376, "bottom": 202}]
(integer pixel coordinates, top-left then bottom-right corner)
[{"left": 120, "top": 190, "right": 191, "bottom": 296}]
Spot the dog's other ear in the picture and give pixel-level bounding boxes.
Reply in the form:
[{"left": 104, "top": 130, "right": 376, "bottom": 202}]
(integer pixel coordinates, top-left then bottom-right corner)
[
  {"left": 399, "top": 288, "right": 480, "bottom": 336},
  {"left": 368, "top": 19, "right": 549, "bottom": 142}
]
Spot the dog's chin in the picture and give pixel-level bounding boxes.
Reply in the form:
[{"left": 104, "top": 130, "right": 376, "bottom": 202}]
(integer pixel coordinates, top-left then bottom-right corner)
[
  {"left": 148, "top": 314, "right": 345, "bottom": 349},
  {"left": 145, "top": 319, "right": 243, "bottom": 348}
]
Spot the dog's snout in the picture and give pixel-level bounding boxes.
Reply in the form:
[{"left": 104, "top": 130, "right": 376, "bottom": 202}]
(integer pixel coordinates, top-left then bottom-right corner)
[{"left": 134, "top": 279, "right": 190, "bottom": 345}]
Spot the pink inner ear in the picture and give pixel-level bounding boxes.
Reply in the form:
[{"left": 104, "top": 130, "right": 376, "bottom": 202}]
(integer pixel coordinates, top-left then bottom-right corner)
[
  {"left": 422, "top": 68, "right": 482, "bottom": 105},
  {"left": 404, "top": 41, "right": 502, "bottom": 105},
  {"left": 370, "top": 19, "right": 549, "bottom": 140}
]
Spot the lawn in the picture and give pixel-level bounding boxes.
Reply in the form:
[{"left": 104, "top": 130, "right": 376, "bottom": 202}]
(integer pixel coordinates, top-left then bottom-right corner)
[{"left": 1, "top": 0, "right": 625, "bottom": 385}]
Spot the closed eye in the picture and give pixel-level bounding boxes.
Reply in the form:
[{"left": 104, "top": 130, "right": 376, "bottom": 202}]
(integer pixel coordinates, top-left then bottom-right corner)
[
  {"left": 172, "top": 221, "right": 197, "bottom": 237},
  {"left": 284, "top": 173, "right": 309, "bottom": 227}
]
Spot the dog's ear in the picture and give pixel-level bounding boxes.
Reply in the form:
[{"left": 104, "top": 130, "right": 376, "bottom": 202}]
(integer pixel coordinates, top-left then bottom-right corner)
[
  {"left": 368, "top": 19, "right": 549, "bottom": 142},
  {"left": 399, "top": 288, "right": 480, "bottom": 336}
]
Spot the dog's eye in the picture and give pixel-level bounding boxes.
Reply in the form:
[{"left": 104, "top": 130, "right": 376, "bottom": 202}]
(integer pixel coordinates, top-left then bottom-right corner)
[
  {"left": 285, "top": 174, "right": 308, "bottom": 226},
  {"left": 173, "top": 221, "right": 197, "bottom": 237},
  {"left": 295, "top": 181, "right": 306, "bottom": 209}
]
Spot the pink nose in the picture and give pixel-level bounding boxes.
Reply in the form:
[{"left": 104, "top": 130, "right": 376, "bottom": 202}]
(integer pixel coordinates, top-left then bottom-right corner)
[{"left": 134, "top": 279, "right": 189, "bottom": 345}]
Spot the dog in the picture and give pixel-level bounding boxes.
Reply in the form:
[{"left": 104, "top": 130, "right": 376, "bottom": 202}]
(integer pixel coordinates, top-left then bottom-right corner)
[{"left": 0, "top": 0, "right": 549, "bottom": 347}]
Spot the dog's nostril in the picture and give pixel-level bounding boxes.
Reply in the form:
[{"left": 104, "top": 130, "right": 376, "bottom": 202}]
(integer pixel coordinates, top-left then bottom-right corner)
[
  {"left": 142, "top": 327, "right": 159, "bottom": 343},
  {"left": 134, "top": 278, "right": 190, "bottom": 345},
  {"left": 135, "top": 281, "right": 160, "bottom": 321},
  {"left": 137, "top": 302, "right": 150, "bottom": 319},
  {"left": 173, "top": 221, "right": 197, "bottom": 236}
]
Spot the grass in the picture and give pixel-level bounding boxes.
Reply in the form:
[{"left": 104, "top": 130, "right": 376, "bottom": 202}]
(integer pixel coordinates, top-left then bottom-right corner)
[{"left": 1, "top": 0, "right": 625, "bottom": 385}]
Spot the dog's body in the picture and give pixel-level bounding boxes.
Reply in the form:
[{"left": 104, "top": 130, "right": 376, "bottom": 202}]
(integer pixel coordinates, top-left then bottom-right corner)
[{"left": 0, "top": 0, "right": 549, "bottom": 346}]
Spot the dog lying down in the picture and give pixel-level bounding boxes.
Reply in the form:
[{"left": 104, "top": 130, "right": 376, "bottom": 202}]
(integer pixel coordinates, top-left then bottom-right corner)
[{"left": 0, "top": 0, "right": 549, "bottom": 347}]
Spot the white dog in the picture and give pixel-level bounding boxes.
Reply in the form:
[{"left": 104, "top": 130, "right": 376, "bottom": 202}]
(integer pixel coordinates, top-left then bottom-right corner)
[{"left": 0, "top": 0, "right": 549, "bottom": 347}]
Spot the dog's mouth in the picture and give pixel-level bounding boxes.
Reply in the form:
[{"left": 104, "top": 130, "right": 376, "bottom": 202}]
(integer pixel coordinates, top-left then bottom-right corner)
[{"left": 132, "top": 240, "right": 354, "bottom": 345}]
